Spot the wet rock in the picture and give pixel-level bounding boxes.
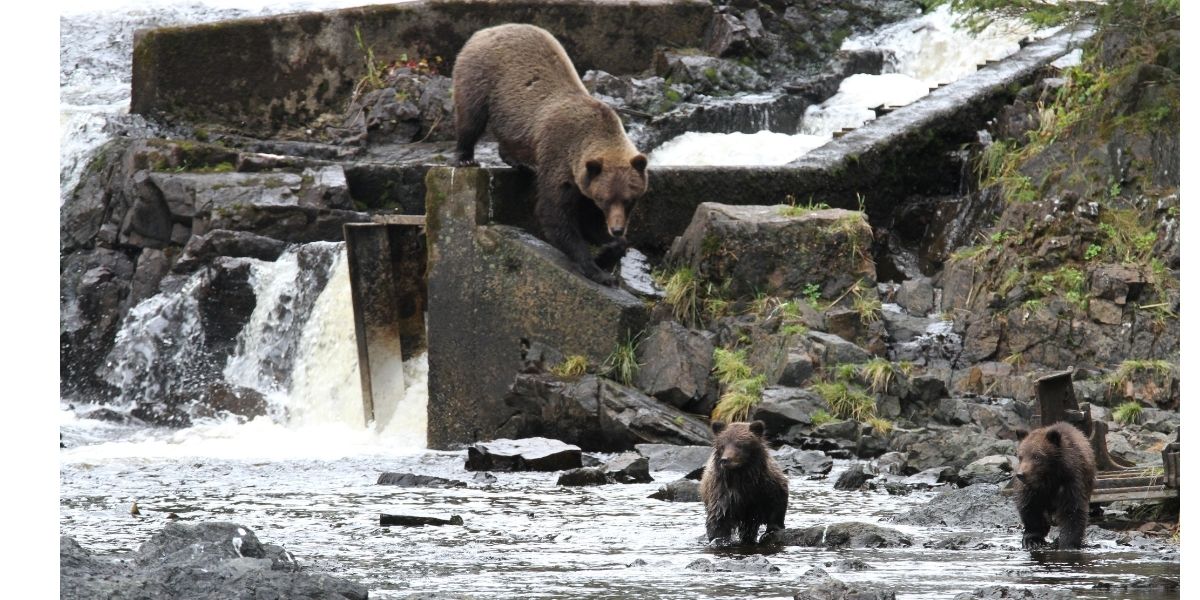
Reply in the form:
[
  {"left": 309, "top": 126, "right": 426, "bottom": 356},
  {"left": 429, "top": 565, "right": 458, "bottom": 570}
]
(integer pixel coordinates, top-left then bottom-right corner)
[
  {"left": 634, "top": 321, "right": 716, "bottom": 412},
  {"left": 667, "top": 204, "right": 874, "bottom": 301},
  {"left": 880, "top": 305, "right": 933, "bottom": 343},
  {"left": 772, "top": 446, "right": 833, "bottom": 476},
  {"left": 952, "top": 586, "right": 1074, "bottom": 600},
  {"left": 192, "top": 382, "right": 268, "bottom": 420},
  {"left": 895, "top": 277, "right": 936, "bottom": 316},
  {"left": 1138, "top": 408, "right": 1179, "bottom": 434},
  {"left": 868, "top": 452, "right": 908, "bottom": 476},
  {"left": 376, "top": 473, "right": 467, "bottom": 488},
  {"left": 172, "top": 229, "right": 287, "bottom": 273},
  {"left": 706, "top": 10, "right": 766, "bottom": 58},
  {"left": 686, "top": 556, "right": 779, "bottom": 573},
  {"left": 635, "top": 444, "right": 711, "bottom": 476},
  {"left": 959, "top": 455, "right": 1016, "bottom": 485},
  {"left": 464, "top": 437, "right": 583, "bottom": 472},
  {"left": 1092, "top": 576, "right": 1179, "bottom": 593},
  {"left": 1105, "top": 429, "right": 1169, "bottom": 466},
  {"left": 380, "top": 514, "right": 463, "bottom": 527},
  {"left": 894, "top": 483, "right": 1019, "bottom": 529},
  {"left": 80, "top": 407, "right": 131, "bottom": 423},
  {"left": 834, "top": 464, "right": 874, "bottom": 491},
  {"left": 62, "top": 522, "right": 367, "bottom": 600},
  {"left": 935, "top": 397, "right": 1030, "bottom": 441},
  {"left": 472, "top": 472, "right": 498, "bottom": 485},
  {"left": 60, "top": 248, "right": 135, "bottom": 401},
  {"left": 927, "top": 533, "right": 997, "bottom": 551},
  {"left": 653, "top": 52, "right": 768, "bottom": 96},
  {"left": 822, "top": 558, "right": 875, "bottom": 572},
  {"left": 889, "top": 424, "right": 1018, "bottom": 471},
  {"left": 805, "top": 331, "right": 871, "bottom": 367},
  {"left": 792, "top": 567, "right": 898, "bottom": 600},
  {"left": 556, "top": 467, "right": 610, "bottom": 487},
  {"left": 500, "top": 374, "right": 712, "bottom": 451},
  {"left": 752, "top": 386, "right": 827, "bottom": 437},
  {"left": 649, "top": 479, "right": 702, "bottom": 502},
  {"left": 604, "top": 453, "right": 653, "bottom": 483},
  {"left": 763, "top": 522, "right": 912, "bottom": 549},
  {"left": 129, "top": 248, "right": 173, "bottom": 306},
  {"left": 903, "top": 466, "right": 960, "bottom": 488}
]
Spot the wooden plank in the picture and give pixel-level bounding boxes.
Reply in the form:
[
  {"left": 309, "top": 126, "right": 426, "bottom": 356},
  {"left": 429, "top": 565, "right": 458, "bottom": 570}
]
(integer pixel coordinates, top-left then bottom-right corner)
[
  {"left": 1090, "top": 487, "right": 1178, "bottom": 504},
  {"left": 1094, "top": 475, "right": 1164, "bottom": 489}
]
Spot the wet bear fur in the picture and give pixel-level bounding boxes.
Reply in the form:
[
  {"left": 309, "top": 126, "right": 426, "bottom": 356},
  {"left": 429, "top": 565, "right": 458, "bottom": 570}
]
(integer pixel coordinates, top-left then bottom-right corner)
[
  {"left": 1014, "top": 422, "right": 1096, "bottom": 549},
  {"left": 699, "top": 420, "right": 788, "bottom": 544},
  {"left": 452, "top": 23, "right": 648, "bottom": 285}
]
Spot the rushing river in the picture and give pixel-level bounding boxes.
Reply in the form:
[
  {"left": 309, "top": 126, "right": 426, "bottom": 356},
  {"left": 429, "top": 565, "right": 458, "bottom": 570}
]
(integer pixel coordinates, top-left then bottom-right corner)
[{"left": 60, "top": 2, "right": 1177, "bottom": 598}]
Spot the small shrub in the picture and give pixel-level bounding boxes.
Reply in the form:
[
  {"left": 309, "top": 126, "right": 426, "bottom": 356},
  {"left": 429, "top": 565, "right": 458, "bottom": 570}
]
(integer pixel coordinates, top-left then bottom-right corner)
[
  {"left": 803, "top": 283, "right": 823, "bottom": 308},
  {"left": 712, "top": 348, "right": 752, "bottom": 385},
  {"left": 603, "top": 338, "right": 640, "bottom": 386},
  {"left": 859, "top": 358, "right": 897, "bottom": 394},
  {"left": 1112, "top": 401, "right": 1143, "bottom": 425},
  {"left": 813, "top": 381, "right": 876, "bottom": 421},
  {"left": 712, "top": 375, "right": 766, "bottom": 423},
  {"left": 551, "top": 355, "right": 589, "bottom": 379},
  {"left": 662, "top": 267, "right": 700, "bottom": 326},
  {"left": 810, "top": 409, "right": 836, "bottom": 427},
  {"left": 865, "top": 416, "right": 893, "bottom": 435}
]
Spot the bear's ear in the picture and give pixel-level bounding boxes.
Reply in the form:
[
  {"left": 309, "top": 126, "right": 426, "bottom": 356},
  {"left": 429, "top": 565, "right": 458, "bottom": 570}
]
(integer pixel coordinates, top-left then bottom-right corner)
[
  {"left": 1045, "top": 429, "right": 1062, "bottom": 447},
  {"left": 631, "top": 154, "right": 647, "bottom": 173},
  {"left": 749, "top": 420, "right": 766, "bottom": 437},
  {"left": 711, "top": 421, "right": 727, "bottom": 435},
  {"left": 585, "top": 159, "right": 603, "bottom": 179},
  {"left": 1015, "top": 429, "right": 1028, "bottom": 441}
]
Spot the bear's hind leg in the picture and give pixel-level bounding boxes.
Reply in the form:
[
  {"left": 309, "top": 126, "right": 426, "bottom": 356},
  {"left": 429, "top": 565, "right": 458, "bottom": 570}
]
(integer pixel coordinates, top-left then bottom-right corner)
[{"left": 453, "top": 88, "right": 488, "bottom": 166}]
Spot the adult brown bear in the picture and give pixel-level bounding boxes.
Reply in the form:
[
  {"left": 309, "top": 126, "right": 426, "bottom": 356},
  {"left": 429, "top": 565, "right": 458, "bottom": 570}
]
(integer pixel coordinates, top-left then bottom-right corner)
[
  {"left": 452, "top": 24, "right": 648, "bottom": 285},
  {"left": 1014, "top": 422, "right": 1096, "bottom": 549}
]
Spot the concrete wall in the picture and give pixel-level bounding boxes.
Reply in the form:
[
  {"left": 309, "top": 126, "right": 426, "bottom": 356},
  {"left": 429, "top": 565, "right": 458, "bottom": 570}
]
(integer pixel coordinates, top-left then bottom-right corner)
[{"left": 131, "top": 0, "right": 713, "bottom": 136}]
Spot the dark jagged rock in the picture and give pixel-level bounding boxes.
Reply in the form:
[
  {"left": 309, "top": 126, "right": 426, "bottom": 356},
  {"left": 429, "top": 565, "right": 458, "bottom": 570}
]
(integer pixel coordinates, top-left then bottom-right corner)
[
  {"left": 953, "top": 586, "right": 1075, "bottom": 600},
  {"left": 61, "top": 523, "right": 367, "bottom": 600},
  {"left": 903, "top": 466, "right": 960, "bottom": 488},
  {"left": 192, "top": 382, "right": 268, "bottom": 420},
  {"left": 172, "top": 229, "right": 287, "bottom": 273},
  {"left": 60, "top": 248, "right": 135, "bottom": 401},
  {"left": 686, "top": 556, "right": 779, "bottom": 574},
  {"left": 634, "top": 320, "right": 716, "bottom": 412},
  {"left": 792, "top": 566, "right": 898, "bottom": 600},
  {"left": 500, "top": 373, "right": 712, "bottom": 451},
  {"left": 635, "top": 444, "right": 711, "bottom": 475},
  {"left": 762, "top": 522, "right": 912, "bottom": 549},
  {"left": 557, "top": 467, "right": 610, "bottom": 487},
  {"left": 380, "top": 514, "right": 464, "bottom": 527},
  {"left": 834, "top": 464, "right": 874, "bottom": 491},
  {"left": 649, "top": 479, "right": 702, "bottom": 502},
  {"left": 605, "top": 453, "right": 653, "bottom": 484},
  {"left": 822, "top": 558, "right": 875, "bottom": 572},
  {"left": 958, "top": 455, "right": 1016, "bottom": 485},
  {"left": 889, "top": 424, "right": 1018, "bottom": 471},
  {"left": 465, "top": 438, "right": 582, "bottom": 472},
  {"left": 654, "top": 52, "right": 768, "bottom": 95},
  {"left": 377, "top": 473, "right": 467, "bottom": 488},
  {"left": 805, "top": 331, "right": 872, "bottom": 367},
  {"left": 753, "top": 386, "right": 827, "bottom": 436},
  {"left": 772, "top": 446, "right": 833, "bottom": 476},
  {"left": 868, "top": 452, "right": 908, "bottom": 476},
  {"left": 895, "top": 276, "right": 936, "bottom": 315},
  {"left": 927, "top": 533, "right": 997, "bottom": 551},
  {"left": 894, "top": 483, "right": 1019, "bottom": 529},
  {"left": 667, "top": 204, "right": 874, "bottom": 301}
]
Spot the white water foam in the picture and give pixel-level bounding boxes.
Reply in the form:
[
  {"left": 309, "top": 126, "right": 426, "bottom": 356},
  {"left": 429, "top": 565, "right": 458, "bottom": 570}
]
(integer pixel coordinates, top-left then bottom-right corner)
[{"left": 649, "top": 4, "right": 1049, "bottom": 166}]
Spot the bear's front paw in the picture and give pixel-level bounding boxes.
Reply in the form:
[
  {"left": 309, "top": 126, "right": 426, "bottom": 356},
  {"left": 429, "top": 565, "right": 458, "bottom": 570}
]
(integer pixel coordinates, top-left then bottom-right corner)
[
  {"left": 1021, "top": 534, "right": 1049, "bottom": 549},
  {"left": 595, "top": 238, "right": 629, "bottom": 270},
  {"left": 581, "top": 262, "right": 617, "bottom": 286},
  {"left": 455, "top": 158, "right": 479, "bottom": 167}
]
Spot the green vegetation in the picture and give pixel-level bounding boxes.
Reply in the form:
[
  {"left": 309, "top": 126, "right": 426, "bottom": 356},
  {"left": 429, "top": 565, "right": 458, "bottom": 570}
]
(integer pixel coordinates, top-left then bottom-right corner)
[
  {"left": 802, "top": 283, "right": 822, "bottom": 308},
  {"left": 1108, "top": 359, "right": 1175, "bottom": 388},
  {"left": 812, "top": 381, "right": 877, "bottom": 422},
  {"left": 712, "top": 348, "right": 752, "bottom": 384},
  {"left": 551, "top": 355, "right": 589, "bottom": 379},
  {"left": 810, "top": 409, "right": 836, "bottom": 427},
  {"left": 779, "top": 195, "right": 831, "bottom": 216},
  {"left": 1112, "top": 401, "right": 1143, "bottom": 425},
  {"left": 603, "top": 338, "right": 640, "bottom": 386},
  {"left": 661, "top": 267, "right": 700, "bottom": 326},
  {"left": 712, "top": 375, "right": 766, "bottom": 423},
  {"left": 859, "top": 358, "right": 898, "bottom": 394},
  {"left": 866, "top": 416, "right": 894, "bottom": 436},
  {"left": 852, "top": 284, "right": 882, "bottom": 324}
]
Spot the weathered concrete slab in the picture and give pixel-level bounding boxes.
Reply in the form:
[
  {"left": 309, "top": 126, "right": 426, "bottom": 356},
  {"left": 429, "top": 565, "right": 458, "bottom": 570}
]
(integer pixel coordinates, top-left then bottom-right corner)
[
  {"left": 425, "top": 166, "right": 649, "bottom": 449},
  {"left": 131, "top": 0, "right": 713, "bottom": 136},
  {"left": 345, "top": 222, "right": 427, "bottom": 427}
]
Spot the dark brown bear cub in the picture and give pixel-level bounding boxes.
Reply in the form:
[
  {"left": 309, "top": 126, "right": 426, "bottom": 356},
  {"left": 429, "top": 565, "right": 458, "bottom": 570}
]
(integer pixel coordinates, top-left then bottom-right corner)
[
  {"left": 700, "top": 420, "right": 788, "bottom": 545},
  {"left": 452, "top": 24, "right": 648, "bottom": 285},
  {"left": 1014, "top": 422, "right": 1096, "bottom": 550}
]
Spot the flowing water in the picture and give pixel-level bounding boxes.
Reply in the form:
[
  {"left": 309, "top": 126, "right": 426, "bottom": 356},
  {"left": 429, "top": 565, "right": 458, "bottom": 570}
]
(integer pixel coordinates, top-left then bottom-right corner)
[
  {"left": 649, "top": 5, "right": 1050, "bottom": 167},
  {"left": 60, "top": 3, "right": 1177, "bottom": 598}
]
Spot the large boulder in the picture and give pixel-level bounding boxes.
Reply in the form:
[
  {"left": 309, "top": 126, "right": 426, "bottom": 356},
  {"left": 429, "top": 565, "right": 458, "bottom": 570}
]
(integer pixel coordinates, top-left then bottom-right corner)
[
  {"left": 667, "top": 204, "right": 874, "bottom": 301},
  {"left": 649, "top": 479, "right": 702, "bottom": 502},
  {"left": 752, "top": 386, "right": 827, "bottom": 437},
  {"left": 893, "top": 483, "right": 1019, "bottom": 529},
  {"left": 499, "top": 373, "right": 712, "bottom": 451},
  {"left": 634, "top": 320, "right": 716, "bottom": 412},
  {"left": 792, "top": 567, "right": 898, "bottom": 600},
  {"left": 762, "top": 522, "right": 912, "bottom": 548},
  {"left": 61, "top": 523, "right": 366, "bottom": 600},
  {"left": 465, "top": 437, "right": 582, "bottom": 472},
  {"left": 635, "top": 443, "right": 712, "bottom": 475},
  {"left": 60, "top": 248, "right": 135, "bottom": 401}
]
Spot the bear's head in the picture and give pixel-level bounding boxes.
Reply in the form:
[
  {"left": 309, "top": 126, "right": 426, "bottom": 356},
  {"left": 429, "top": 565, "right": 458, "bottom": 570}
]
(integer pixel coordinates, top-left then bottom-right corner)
[
  {"left": 577, "top": 152, "right": 648, "bottom": 238},
  {"left": 710, "top": 420, "right": 768, "bottom": 471},
  {"left": 1014, "top": 425, "right": 1070, "bottom": 487}
]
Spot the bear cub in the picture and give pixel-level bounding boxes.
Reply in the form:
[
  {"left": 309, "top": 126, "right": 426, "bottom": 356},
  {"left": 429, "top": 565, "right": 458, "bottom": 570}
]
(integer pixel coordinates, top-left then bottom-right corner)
[
  {"left": 1014, "top": 422, "right": 1096, "bottom": 550},
  {"left": 699, "top": 420, "right": 788, "bottom": 545},
  {"left": 451, "top": 24, "right": 648, "bottom": 286}
]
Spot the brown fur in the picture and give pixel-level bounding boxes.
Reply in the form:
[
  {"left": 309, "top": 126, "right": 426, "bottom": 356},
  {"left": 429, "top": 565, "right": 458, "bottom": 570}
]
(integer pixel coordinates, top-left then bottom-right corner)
[
  {"left": 452, "top": 24, "right": 648, "bottom": 285},
  {"left": 1014, "top": 422, "right": 1096, "bottom": 549},
  {"left": 699, "top": 420, "right": 788, "bottom": 545}
]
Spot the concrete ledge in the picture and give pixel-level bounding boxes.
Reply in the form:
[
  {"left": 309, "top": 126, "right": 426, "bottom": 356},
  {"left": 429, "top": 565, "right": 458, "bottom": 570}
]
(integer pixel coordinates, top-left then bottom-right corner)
[
  {"left": 425, "top": 166, "right": 648, "bottom": 449},
  {"left": 131, "top": 0, "right": 713, "bottom": 135}
]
